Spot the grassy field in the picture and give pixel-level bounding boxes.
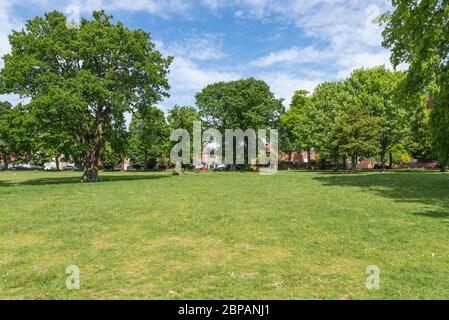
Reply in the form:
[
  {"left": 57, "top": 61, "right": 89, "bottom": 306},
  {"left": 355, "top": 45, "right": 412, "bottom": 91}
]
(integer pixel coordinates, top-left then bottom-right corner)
[{"left": 0, "top": 170, "right": 448, "bottom": 300}]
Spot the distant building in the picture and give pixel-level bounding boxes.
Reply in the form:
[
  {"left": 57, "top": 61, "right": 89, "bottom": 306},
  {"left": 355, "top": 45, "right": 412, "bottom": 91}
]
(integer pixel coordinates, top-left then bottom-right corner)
[{"left": 281, "top": 151, "right": 317, "bottom": 164}]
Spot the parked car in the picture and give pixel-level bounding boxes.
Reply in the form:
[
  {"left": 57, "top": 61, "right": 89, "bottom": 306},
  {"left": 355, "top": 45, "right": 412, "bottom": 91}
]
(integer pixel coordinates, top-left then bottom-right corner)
[
  {"left": 14, "top": 164, "right": 32, "bottom": 170},
  {"left": 13, "top": 164, "right": 43, "bottom": 171},
  {"left": 425, "top": 162, "right": 439, "bottom": 170},
  {"left": 64, "top": 165, "right": 80, "bottom": 171},
  {"left": 194, "top": 162, "right": 208, "bottom": 170},
  {"left": 213, "top": 164, "right": 230, "bottom": 171}
]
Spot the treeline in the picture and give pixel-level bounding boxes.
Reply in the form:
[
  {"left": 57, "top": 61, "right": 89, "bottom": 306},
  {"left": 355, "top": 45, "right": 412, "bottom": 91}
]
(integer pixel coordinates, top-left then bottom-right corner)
[
  {"left": 0, "top": 66, "right": 438, "bottom": 175},
  {"left": 1, "top": 3, "right": 449, "bottom": 182},
  {"left": 0, "top": 77, "right": 284, "bottom": 172},
  {"left": 280, "top": 66, "right": 435, "bottom": 171}
]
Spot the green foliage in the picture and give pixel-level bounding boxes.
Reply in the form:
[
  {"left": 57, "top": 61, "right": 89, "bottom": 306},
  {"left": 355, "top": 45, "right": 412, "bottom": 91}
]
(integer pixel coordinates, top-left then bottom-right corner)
[
  {"left": 0, "top": 101, "right": 13, "bottom": 167},
  {"left": 332, "top": 105, "right": 380, "bottom": 170},
  {"left": 0, "top": 10, "right": 172, "bottom": 181},
  {"left": 167, "top": 106, "right": 201, "bottom": 166},
  {"left": 381, "top": 1, "right": 449, "bottom": 169},
  {"left": 101, "top": 141, "right": 125, "bottom": 168},
  {"left": 279, "top": 90, "right": 310, "bottom": 156},
  {"left": 407, "top": 94, "right": 435, "bottom": 162},
  {"left": 128, "top": 106, "right": 170, "bottom": 168},
  {"left": 195, "top": 78, "right": 284, "bottom": 131},
  {"left": 346, "top": 66, "right": 408, "bottom": 168},
  {"left": 430, "top": 77, "right": 449, "bottom": 171},
  {"left": 307, "top": 81, "right": 352, "bottom": 161},
  {"left": 290, "top": 89, "right": 310, "bottom": 112},
  {"left": 295, "top": 67, "right": 412, "bottom": 168},
  {"left": 381, "top": 0, "right": 449, "bottom": 93},
  {"left": 0, "top": 102, "right": 34, "bottom": 167},
  {"left": 167, "top": 105, "right": 201, "bottom": 134}
]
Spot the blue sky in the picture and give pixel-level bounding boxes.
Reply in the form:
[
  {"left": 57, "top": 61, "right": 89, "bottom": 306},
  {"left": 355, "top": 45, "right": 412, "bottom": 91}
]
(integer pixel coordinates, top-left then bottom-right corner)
[{"left": 0, "top": 0, "right": 394, "bottom": 110}]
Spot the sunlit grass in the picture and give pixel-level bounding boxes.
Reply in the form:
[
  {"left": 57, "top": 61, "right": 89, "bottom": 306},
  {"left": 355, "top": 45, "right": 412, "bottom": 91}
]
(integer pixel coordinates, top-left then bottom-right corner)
[{"left": 1, "top": 170, "right": 448, "bottom": 299}]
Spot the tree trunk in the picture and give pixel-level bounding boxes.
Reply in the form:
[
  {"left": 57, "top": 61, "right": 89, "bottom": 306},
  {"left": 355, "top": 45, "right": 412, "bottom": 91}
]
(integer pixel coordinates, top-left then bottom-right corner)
[
  {"left": 389, "top": 151, "right": 393, "bottom": 169},
  {"left": 81, "top": 122, "right": 103, "bottom": 183},
  {"left": 307, "top": 149, "right": 311, "bottom": 169},
  {"left": 55, "top": 155, "right": 60, "bottom": 171},
  {"left": 351, "top": 155, "right": 357, "bottom": 171},
  {"left": 81, "top": 150, "right": 100, "bottom": 182},
  {"left": 441, "top": 155, "right": 449, "bottom": 172},
  {"left": 2, "top": 153, "right": 9, "bottom": 170},
  {"left": 380, "top": 151, "right": 386, "bottom": 172}
]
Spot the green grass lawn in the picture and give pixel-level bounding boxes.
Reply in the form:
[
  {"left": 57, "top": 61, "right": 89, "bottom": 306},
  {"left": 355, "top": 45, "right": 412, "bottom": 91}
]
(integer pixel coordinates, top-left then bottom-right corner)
[{"left": 1, "top": 170, "right": 448, "bottom": 299}]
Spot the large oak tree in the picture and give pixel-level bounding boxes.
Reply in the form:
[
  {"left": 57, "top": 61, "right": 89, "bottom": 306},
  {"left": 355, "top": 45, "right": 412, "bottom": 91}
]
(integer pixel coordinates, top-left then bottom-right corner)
[{"left": 0, "top": 11, "right": 172, "bottom": 181}]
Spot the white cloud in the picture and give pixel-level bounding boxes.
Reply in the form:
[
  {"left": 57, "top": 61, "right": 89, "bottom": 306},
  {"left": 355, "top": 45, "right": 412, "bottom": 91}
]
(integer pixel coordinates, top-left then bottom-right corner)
[
  {"left": 251, "top": 46, "right": 331, "bottom": 67},
  {"left": 257, "top": 72, "right": 322, "bottom": 106},
  {"left": 167, "top": 33, "right": 227, "bottom": 61},
  {"left": 152, "top": 38, "right": 240, "bottom": 108},
  {"left": 159, "top": 55, "right": 241, "bottom": 109},
  {"left": 0, "top": 0, "right": 397, "bottom": 108},
  {"left": 170, "top": 56, "right": 240, "bottom": 92},
  {"left": 249, "top": 0, "right": 394, "bottom": 84},
  {"left": 336, "top": 51, "right": 392, "bottom": 79},
  {"left": 0, "top": 1, "right": 20, "bottom": 67},
  {"left": 234, "top": 10, "right": 244, "bottom": 18},
  {"left": 0, "top": 1, "right": 24, "bottom": 104},
  {"left": 67, "top": 0, "right": 190, "bottom": 18}
]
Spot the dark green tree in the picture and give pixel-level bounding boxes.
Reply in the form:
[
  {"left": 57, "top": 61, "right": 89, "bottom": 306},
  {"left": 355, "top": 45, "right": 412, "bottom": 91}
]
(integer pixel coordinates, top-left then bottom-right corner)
[
  {"left": 381, "top": 0, "right": 449, "bottom": 171},
  {"left": 0, "top": 102, "right": 34, "bottom": 169},
  {"left": 279, "top": 90, "right": 310, "bottom": 161},
  {"left": 195, "top": 78, "right": 284, "bottom": 131},
  {"left": 346, "top": 67, "right": 407, "bottom": 170},
  {"left": 0, "top": 101, "right": 13, "bottom": 169},
  {"left": 431, "top": 76, "right": 449, "bottom": 171},
  {"left": 332, "top": 105, "right": 380, "bottom": 170},
  {"left": 406, "top": 94, "right": 435, "bottom": 162},
  {"left": 195, "top": 78, "right": 283, "bottom": 168},
  {"left": 129, "top": 106, "right": 170, "bottom": 169},
  {"left": 167, "top": 106, "right": 201, "bottom": 135},
  {"left": 308, "top": 81, "right": 352, "bottom": 164},
  {"left": 0, "top": 11, "right": 172, "bottom": 181}
]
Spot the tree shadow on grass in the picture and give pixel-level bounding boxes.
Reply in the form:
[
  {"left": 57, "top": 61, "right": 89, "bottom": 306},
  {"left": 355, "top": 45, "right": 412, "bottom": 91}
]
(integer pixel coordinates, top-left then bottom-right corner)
[
  {"left": 0, "top": 173, "right": 172, "bottom": 187},
  {"left": 313, "top": 170, "right": 449, "bottom": 219}
]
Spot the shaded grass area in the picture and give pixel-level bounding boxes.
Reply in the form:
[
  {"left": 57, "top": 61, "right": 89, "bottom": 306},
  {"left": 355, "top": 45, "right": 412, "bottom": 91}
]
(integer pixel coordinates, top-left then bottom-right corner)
[
  {"left": 0, "top": 170, "right": 448, "bottom": 299},
  {"left": 314, "top": 171, "right": 449, "bottom": 219}
]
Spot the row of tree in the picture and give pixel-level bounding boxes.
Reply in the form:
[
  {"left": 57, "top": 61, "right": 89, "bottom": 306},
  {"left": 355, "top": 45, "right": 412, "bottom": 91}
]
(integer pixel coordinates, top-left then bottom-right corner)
[
  {"left": 279, "top": 66, "right": 435, "bottom": 171},
  {"left": 0, "top": 65, "right": 438, "bottom": 175},
  {"left": 0, "top": 76, "right": 283, "bottom": 172},
  {"left": 1, "top": 3, "right": 449, "bottom": 182}
]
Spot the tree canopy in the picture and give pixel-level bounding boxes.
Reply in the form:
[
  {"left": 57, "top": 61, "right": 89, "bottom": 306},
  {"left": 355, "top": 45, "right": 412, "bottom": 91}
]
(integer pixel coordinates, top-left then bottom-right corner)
[
  {"left": 195, "top": 78, "right": 284, "bottom": 131},
  {"left": 0, "top": 10, "right": 172, "bottom": 181},
  {"left": 381, "top": 0, "right": 449, "bottom": 170},
  {"left": 346, "top": 66, "right": 407, "bottom": 170},
  {"left": 129, "top": 106, "right": 170, "bottom": 169},
  {"left": 278, "top": 90, "right": 311, "bottom": 160}
]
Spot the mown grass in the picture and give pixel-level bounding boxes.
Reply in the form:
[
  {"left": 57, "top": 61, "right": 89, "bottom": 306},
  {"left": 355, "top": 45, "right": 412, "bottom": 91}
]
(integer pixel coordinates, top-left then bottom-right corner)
[{"left": 0, "top": 170, "right": 448, "bottom": 299}]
